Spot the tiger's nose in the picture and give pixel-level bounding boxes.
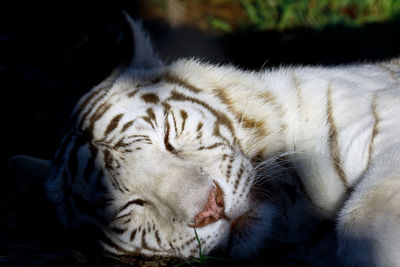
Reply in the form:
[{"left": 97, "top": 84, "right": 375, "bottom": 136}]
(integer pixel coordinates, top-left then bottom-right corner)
[{"left": 189, "top": 182, "right": 226, "bottom": 228}]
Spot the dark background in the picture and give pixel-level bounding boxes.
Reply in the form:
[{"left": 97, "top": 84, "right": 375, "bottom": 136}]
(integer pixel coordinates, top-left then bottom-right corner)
[{"left": 2, "top": 0, "right": 400, "bottom": 265}]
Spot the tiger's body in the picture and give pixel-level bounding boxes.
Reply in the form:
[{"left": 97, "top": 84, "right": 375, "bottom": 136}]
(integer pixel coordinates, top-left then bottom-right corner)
[{"left": 11, "top": 15, "right": 400, "bottom": 266}]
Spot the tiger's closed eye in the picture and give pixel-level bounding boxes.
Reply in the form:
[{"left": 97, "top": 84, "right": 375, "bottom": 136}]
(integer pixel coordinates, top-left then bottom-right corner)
[
  {"left": 111, "top": 198, "right": 149, "bottom": 221},
  {"left": 118, "top": 199, "right": 149, "bottom": 213},
  {"left": 130, "top": 199, "right": 148, "bottom": 206}
]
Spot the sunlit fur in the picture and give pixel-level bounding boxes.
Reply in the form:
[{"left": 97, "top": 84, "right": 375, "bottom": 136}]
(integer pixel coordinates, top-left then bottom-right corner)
[{"left": 13, "top": 15, "right": 400, "bottom": 266}]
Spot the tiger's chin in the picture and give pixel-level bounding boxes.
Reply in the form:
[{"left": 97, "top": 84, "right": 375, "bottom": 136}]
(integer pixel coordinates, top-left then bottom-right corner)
[{"left": 226, "top": 201, "right": 277, "bottom": 258}]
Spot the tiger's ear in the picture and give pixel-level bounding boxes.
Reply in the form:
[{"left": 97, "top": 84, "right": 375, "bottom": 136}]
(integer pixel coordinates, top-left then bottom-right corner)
[
  {"left": 8, "top": 155, "right": 54, "bottom": 192},
  {"left": 123, "top": 12, "right": 163, "bottom": 69}
]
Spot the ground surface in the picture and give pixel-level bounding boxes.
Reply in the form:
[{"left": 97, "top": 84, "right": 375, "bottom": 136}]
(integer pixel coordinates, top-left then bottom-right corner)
[{"left": 2, "top": 0, "right": 400, "bottom": 266}]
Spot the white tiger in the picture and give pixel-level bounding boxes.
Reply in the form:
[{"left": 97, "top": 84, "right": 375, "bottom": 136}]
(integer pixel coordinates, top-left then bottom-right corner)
[{"left": 10, "top": 14, "right": 400, "bottom": 266}]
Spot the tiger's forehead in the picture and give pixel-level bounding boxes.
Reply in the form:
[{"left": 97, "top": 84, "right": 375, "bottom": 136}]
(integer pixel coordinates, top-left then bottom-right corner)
[{"left": 73, "top": 70, "right": 239, "bottom": 148}]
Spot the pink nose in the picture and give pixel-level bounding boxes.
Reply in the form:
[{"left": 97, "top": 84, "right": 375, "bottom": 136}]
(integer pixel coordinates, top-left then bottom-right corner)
[{"left": 189, "top": 182, "right": 226, "bottom": 228}]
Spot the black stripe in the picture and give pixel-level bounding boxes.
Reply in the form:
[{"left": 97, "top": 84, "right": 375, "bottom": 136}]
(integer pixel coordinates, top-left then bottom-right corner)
[
  {"left": 75, "top": 86, "right": 106, "bottom": 119},
  {"left": 128, "top": 134, "right": 150, "bottom": 139},
  {"left": 146, "top": 108, "right": 157, "bottom": 127},
  {"left": 165, "top": 73, "right": 202, "bottom": 93},
  {"left": 130, "top": 229, "right": 137, "bottom": 241},
  {"left": 115, "top": 138, "right": 129, "bottom": 148},
  {"left": 104, "top": 114, "right": 123, "bottom": 138},
  {"left": 171, "top": 111, "right": 178, "bottom": 135},
  {"left": 141, "top": 229, "right": 159, "bottom": 252},
  {"left": 123, "top": 218, "right": 131, "bottom": 224},
  {"left": 198, "top": 142, "right": 224, "bottom": 151},
  {"left": 196, "top": 121, "right": 203, "bottom": 132},
  {"left": 155, "top": 230, "right": 162, "bottom": 247},
  {"left": 141, "top": 93, "right": 160, "bottom": 104},
  {"left": 127, "top": 89, "right": 138, "bottom": 98},
  {"left": 113, "top": 213, "right": 132, "bottom": 221},
  {"left": 78, "top": 91, "right": 109, "bottom": 130},
  {"left": 78, "top": 67, "right": 122, "bottom": 127},
  {"left": 129, "top": 138, "right": 152, "bottom": 144},
  {"left": 233, "top": 162, "right": 245, "bottom": 194},
  {"left": 121, "top": 120, "right": 135, "bottom": 133},
  {"left": 85, "top": 102, "right": 112, "bottom": 136},
  {"left": 164, "top": 119, "right": 177, "bottom": 154},
  {"left": 225, "top": 155, "right": 234, "bottom": 182},
  {"left": 102, "top": 149, "right": 124, "bottom": 192},
  {"left": 180, "top": 237, "right": 196, "bottom": 250},
  {"left": 367, "top": 94, "right": 379, "bottom": 166},
  {"left": 180, "top": 110, "right": 188, "bottom": 134},
  {"left": 166, "top": 91, "right": 236, "bottom": 143},
  {"left": 111, "top": 226, "right": 127, "bottom": 235},
  {"left": 103, "top": 149, "right": 115, "bottom": 171},
  {"left": 101, "top": 234, "right": 139, "bottom": 256},
  {"left": 327, "top": 86, "right": 349, "bottom": 189},
  {"left": 141, "top": 116, "right": 155, "bottom": 129}
]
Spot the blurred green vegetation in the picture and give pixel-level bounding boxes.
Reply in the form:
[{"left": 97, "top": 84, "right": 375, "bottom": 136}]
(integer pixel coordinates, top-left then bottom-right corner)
[
  {"left": 240, "top": 0, "right": 400, "bottom": 31},
  {"left": 148, "top": 0, "right": 400, "bottom": 32}
]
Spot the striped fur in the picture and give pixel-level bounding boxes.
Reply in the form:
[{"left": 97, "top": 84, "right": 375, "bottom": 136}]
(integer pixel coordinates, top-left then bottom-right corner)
[{"left": 13, "top": 16, "right": 400, "bottom": 266}]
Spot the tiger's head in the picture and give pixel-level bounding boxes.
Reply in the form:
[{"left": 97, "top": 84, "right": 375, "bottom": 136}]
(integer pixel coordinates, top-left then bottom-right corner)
[{"left": 9, "top": 14, "right": 276, "bottom": 259}]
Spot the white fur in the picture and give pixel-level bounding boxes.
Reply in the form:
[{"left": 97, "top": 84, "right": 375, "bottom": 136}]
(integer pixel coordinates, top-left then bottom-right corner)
[{"left": 12, "top": 15, "right": 400, "bottom": 265}]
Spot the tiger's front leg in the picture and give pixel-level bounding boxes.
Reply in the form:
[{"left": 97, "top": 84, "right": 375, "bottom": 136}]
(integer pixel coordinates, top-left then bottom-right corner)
[{"left": 337, "top": 150, "right": 400, "bottom": 267}]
